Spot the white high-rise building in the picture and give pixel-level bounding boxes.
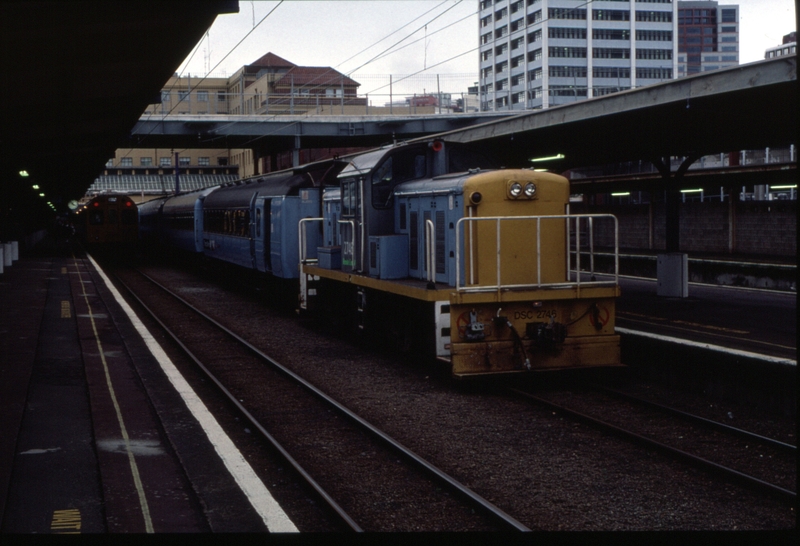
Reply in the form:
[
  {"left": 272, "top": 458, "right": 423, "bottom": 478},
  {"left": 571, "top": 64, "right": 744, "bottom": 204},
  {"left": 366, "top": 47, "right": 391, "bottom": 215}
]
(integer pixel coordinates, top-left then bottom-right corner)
[{"left": 478, "top": 0, "right": 679, "bottom": 111}]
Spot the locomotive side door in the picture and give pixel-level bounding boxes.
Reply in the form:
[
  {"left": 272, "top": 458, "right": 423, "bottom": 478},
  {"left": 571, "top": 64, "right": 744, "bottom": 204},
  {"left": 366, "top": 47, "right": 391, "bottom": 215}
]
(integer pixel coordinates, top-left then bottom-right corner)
[{"left": 340, "top": 175, "right": 363, "bottom": 273}]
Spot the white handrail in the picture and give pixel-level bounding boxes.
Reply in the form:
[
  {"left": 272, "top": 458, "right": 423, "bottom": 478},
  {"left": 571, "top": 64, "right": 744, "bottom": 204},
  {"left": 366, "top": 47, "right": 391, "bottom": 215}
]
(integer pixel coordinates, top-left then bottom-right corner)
[
  {"left": 454, "top": 213, "right": 618, "bottom": 293},
  {"left": 298, "top": 217, "right": 323, "bottom": 266},
  {"left": 425, "top": 218, "right": 436, "bottom": 284}
]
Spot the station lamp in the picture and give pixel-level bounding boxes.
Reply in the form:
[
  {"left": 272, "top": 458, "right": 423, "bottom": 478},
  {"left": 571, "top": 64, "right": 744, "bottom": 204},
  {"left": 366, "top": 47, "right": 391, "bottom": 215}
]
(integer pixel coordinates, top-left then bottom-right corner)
[{"left": 529, "top": 153, "right": 565, "bottom": 163}]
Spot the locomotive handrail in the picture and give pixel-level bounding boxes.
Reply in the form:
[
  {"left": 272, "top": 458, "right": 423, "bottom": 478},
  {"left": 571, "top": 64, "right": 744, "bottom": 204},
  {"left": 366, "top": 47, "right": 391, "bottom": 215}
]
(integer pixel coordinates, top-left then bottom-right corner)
[
  {"left": 299, "top": 217, "right": 323, "bottom": 266},
  {"left": 455, "top": 214, "right": 619, "bottom": 294},
  {"left": 338, "top": 219, "right": 356, "bottom": 270},
  {"left": 425, "top": 218, "right": 436, "bottom": 286}
]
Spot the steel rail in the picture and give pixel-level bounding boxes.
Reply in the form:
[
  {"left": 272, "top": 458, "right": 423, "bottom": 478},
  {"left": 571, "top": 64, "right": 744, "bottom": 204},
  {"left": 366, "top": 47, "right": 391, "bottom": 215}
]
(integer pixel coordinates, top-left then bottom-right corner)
[
  {"left": 594, "top": 386, "right": 797, "bottom": 454},
  {"left": 115, "top": 271, "right": 363, "bottom": 532},
  {"left": 133, "top": 269, "right": 531, "bottom": 532},
  {"left": 509, "top": 388, "right": 796, "bottom": 505}
]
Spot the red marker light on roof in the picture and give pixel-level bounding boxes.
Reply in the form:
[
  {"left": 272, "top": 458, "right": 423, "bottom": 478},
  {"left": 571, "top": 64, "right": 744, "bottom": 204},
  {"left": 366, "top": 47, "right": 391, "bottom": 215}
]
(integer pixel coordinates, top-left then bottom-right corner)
[
  {"left": 431, "top": 140, "right": 443, "bottom": 152},
  {"left": 93, "top": 202, "right": 99, "bottom": 207}
]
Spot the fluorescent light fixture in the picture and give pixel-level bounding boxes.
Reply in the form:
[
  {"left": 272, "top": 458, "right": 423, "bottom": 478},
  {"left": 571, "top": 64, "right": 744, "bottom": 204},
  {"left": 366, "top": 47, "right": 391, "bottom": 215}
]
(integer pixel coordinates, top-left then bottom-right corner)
[
  {"left": 611, "top": 192, "right": 630, "bottom": 197},
  {"left": 529, "top": 153, "right": 565, "bottom": 162},
  {"left": 32, "top": 184, "right": 40, "bottom": 190},
  {"left": 39, "top": 192, "right": 45, "bottom": 197},
  {"left": 770, "top": 185, "right": 797, "bottom": 190},
  {"left": 680, "top": 189, "right": 703, "bottom": 193},
  {"left": 19, "top": 170, "right": 29, "bottom": 177}
]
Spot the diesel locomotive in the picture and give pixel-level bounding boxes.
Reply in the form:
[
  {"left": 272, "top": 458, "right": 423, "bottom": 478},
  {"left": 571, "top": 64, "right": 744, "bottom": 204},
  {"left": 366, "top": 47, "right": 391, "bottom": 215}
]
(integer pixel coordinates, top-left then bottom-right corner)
[{"left": 139, "top": 141, "right": 622, "bottom": 377}]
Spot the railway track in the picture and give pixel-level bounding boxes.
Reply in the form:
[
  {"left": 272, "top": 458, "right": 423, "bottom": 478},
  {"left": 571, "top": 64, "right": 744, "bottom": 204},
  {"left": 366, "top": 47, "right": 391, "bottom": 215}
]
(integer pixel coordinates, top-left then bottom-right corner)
[
  {"left": 509, "top": 386, "right": 797, "bottom": 505},
  {"left": 111, "top": 264, "right": 530, "bottom": 532}
]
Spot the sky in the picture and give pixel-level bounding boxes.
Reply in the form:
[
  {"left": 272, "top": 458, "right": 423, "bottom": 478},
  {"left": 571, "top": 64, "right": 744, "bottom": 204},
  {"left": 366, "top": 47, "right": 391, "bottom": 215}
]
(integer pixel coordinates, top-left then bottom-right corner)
[{"left": 176, "top": 0, "right": 797, "bottom": 81}]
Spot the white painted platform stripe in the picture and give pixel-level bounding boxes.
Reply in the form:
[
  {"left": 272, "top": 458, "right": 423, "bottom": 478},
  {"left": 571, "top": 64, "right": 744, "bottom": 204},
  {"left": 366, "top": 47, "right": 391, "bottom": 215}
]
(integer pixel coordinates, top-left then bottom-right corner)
[
  {"left": 87, "top": 255, "right": 298, "bottom": 533},
  {"left": 616, "top": 327, "right": 796, "bottom": 367}
]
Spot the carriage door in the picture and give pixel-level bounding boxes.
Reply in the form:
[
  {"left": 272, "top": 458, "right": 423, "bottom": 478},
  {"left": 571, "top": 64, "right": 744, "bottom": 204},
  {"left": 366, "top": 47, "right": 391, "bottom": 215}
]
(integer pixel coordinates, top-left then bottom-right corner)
[
  {"left": 340, "top": 175, "right": 363, "bottom": 273},
  {"left": 253, "top": 196, "right": 270, "bottom": 272},
  {"left": 248, "top": 192, "right": 259, "bottom": 269}
]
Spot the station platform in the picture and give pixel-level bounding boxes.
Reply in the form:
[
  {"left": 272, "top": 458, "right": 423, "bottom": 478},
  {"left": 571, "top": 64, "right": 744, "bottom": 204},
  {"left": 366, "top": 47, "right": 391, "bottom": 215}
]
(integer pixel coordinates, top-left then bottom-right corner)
[
  {"left": 0, "top": 236, "right": 795, "bottom": 534},
  {"left": 0, "top": 237, "right": 281, "bottom": 534}
]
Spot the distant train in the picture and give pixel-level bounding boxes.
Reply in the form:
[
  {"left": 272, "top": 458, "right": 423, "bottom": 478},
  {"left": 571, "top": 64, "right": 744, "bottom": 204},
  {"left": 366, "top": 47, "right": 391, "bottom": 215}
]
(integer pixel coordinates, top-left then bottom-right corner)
[
  {"left": 139, "top": 141, "right": 622, "bottom": 377},
  {"left": 81, "top": 194, "right": 139, "bottom": 244}
]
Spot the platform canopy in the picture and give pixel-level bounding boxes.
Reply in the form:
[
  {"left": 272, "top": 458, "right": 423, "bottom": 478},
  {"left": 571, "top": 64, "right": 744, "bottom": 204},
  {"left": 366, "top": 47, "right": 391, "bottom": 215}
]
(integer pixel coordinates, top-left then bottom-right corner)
[{"left": 1, "top": 1, "right": 238, "bottom": 214}]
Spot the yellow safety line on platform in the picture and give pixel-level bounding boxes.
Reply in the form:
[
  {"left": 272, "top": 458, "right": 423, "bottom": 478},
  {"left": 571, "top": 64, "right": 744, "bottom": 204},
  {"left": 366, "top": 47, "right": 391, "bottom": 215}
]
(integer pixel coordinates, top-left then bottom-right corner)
[
  {"left": 617, "top": 315, "right": 795, "bottom": 352},
  {"left": 71, "top": 254, "right": 154, "bottom": 533}
]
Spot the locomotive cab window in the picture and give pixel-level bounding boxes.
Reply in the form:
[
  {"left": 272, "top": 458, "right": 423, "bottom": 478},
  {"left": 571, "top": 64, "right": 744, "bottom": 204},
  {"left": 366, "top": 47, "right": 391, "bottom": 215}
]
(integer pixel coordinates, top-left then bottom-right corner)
[
  {"left": 371, "top": 152, "right": 427, "bottom": 209},
  {"left": 341, "top": 176, "right": 359, "bottom": 217}
]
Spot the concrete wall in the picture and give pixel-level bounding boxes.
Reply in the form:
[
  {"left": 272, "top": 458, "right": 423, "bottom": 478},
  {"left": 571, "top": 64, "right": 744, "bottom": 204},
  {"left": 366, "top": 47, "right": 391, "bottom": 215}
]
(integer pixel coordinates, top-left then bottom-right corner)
[{"left": 572, "top": 200, "right": 796, "bottom": 257}]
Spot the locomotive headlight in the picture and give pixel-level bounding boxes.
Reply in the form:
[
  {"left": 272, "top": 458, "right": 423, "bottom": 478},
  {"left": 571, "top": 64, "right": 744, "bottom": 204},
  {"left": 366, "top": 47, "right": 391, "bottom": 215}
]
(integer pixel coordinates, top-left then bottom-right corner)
[
  {"left": 524, "top": 183, "right": 537, "bottom": 198},
  {"left": 509, "top": 182, "right": 523, "bottom": 198},
  {"left": 469, "top": 191, "right": 483, "bottom": 205}
]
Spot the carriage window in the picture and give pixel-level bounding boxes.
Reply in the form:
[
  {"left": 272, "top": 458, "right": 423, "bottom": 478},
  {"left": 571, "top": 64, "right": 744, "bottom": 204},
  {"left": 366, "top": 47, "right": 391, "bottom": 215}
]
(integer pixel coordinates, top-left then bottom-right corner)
[{"left": 89, "top": 211, "right": 104, "bottom": 225}]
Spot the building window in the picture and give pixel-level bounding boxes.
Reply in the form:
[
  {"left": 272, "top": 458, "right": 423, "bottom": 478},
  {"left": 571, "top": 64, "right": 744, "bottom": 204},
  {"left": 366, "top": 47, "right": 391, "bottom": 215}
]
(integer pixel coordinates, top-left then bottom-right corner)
[
  {"left": 495, "top": 43, "right": 508, "bottom": 56},
  {"left": 549, "top": 8, "right": 586, "bottom": 20},
  {"left": 528, "top": 48, "right": 542, "bottom": 62},
  {"left": 511, "top": 37, "right": 524, "bottom": 50},
  {"left": 636, "top": 10, "right": 672, "bottom": 22},
  {"left": 495, "top": 26, "right": 508, "bottom": 39},
  {"left": 593, "top": 29, "right": 628, "bottom": 41},
  {"left": 636, "top": 48, "right": 673, "bottom": 60},
  {"left": 549, "top": 85, "right": 587, "bottom": 97},
  {"left": 527, "top": 10, "right": 542, "bottom": 24},
  {"left": 160, "top": 90, "right": 170, "bottom": 103},
  {"left": 549, "top": 46, "right": 587, "bottom": 58},
  {"left": 198, "top": 157, "right": 210, "bottom": 167},
  {"left": 197, "top": 90, "right": 208, "bottom": 102},
  {"left": 511, "top": 74, "right": 524, "bottom": 87},
  {"left": 482, "top": 49, "right": 493, "bottom": 62},
  {"left": 594, "top": 66, "right": 630, "bottom": 79},
  {"left": 120, "top": 157, "right": 133, "bottom": 167},
  {"left": 550, "top": 65, "right": 587, "bottom": 78},
  {"left": 593, "top": 9, "right": 630, "bottom": 21},
  {"left": 529, "top": 68, "right": 543, "bottom": 81},
  {"left": 636, "top": 30, "right": 671, "bottom": 41},
  {"left": 106, "top": 159, "right": 114, "bottom": 168},
  {"left": 636, "top": 68, "right": 673, "bottom": 79},
  {"left": 179, "top": 157, "right": 190, "bottom": 167},
  {"left": 511, "top": 54, "right": 524, "bottom": 68},
  {"left": 495, "top": 60, "right": 509, "bottom": 73},
  {"left": 528, "top": 29, "right": 542, "bottom": 43},
  {"left": 482, "top": 67, "right": 493, "bottom": 79},
  {"left": 721, "top": 9, "right": 736, "bottom": 23},
  {"left": 553, "top": 27, "right": 588, "bottom": 40},
  {"left": 140, "top": 157, "right": 153, "bottom": 167},
  {"left": 178, "top": 90, "right": 189, "bottom": 101},
  {"left": 160, "top": 157, "right": 172, "bottom": 167},
  {"left": 481, "top": 32, "right": 492, "bottom": 45},
  {"left": 593, "top": 48, "right": 630, "bottom": 59},
  {"left": 529, "top": 87, "right": 543, "bottom": 100}
]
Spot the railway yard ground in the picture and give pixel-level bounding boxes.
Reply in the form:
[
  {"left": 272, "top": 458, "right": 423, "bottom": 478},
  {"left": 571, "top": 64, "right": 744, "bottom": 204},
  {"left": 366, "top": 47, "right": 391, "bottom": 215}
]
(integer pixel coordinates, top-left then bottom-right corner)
[{"left": 0, "top": 236, "right": 795, "bottom": 537}]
